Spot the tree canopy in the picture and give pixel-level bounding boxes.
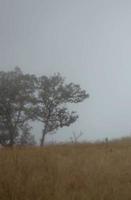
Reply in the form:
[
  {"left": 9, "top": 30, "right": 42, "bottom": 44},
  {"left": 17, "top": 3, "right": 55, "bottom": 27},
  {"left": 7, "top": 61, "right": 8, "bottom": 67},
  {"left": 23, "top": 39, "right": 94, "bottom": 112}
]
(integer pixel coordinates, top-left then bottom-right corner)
[
  {"left": 0, "top": 68, "right": 89, "bottom": 147},
  {"left": 34, "top": 73, "right": 89, "bottom": 146},
  {"left": 0, "top": 67, "right": 37, "bottom": 146}
]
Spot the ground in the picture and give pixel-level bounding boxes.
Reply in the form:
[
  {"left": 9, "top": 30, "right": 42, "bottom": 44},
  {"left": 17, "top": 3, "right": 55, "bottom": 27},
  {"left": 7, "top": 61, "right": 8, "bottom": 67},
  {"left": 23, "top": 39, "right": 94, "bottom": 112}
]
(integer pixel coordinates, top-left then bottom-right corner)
[{"left": 0, "top": 140, "right": 131, "bottom": 200}]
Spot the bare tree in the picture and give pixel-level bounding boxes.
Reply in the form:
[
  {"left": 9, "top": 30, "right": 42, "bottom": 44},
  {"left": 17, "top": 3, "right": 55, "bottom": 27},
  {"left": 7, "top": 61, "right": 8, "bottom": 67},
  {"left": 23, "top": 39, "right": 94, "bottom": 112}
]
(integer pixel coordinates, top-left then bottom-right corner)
[{"left": 70, "top": 131, "right": 84, "bottom": 143}]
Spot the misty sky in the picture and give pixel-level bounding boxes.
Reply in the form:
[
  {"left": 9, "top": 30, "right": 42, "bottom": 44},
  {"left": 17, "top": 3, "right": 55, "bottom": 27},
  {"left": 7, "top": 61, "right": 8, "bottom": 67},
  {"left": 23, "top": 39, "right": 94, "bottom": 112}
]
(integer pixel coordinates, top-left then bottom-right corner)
[{"left": 0, "top": 0, "right": 131, "bottom": 143}]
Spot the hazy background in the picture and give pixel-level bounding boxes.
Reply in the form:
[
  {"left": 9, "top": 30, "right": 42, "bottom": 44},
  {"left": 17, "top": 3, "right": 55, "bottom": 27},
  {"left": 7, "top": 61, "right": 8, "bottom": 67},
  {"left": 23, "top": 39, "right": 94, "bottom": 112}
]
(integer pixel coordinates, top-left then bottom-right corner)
[{"left": 0, "top": 0, "right": 131, "bottom": 143}]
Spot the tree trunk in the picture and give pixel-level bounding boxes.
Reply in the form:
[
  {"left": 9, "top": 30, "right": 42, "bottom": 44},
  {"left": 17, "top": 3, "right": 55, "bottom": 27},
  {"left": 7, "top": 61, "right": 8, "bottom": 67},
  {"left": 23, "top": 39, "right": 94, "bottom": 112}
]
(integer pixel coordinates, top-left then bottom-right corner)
[
  {"left": 9, "top": 127, "right": 15, "bottom": 147},
  {"left": 40, "top": 128, "right": 47, "bottom": 146},
  {"left": 9, "top": 130, "right": 14, "bottom": 147}
]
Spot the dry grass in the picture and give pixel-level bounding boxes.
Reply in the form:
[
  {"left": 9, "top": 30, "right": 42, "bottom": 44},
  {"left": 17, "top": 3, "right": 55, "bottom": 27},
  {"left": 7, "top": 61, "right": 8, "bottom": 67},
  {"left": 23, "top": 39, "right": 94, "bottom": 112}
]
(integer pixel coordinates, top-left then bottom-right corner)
[{"left": 0, "top": 141, "right": 131, "bottom": 199}]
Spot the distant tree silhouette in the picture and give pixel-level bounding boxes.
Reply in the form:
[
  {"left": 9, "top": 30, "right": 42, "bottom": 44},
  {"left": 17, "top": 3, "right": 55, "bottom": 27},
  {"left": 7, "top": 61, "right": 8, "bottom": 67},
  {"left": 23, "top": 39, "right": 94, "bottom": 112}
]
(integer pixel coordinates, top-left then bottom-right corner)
[{"left": 0, "top": 67, "right": 37, "bottom": 146}]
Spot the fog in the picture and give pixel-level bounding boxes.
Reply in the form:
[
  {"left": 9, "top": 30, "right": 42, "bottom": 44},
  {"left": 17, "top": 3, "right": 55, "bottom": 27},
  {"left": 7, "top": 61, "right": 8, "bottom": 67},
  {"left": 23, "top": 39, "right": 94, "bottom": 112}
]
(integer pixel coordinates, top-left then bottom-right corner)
[{"left": 0, "top": 0, "right": 131, "bottom": 142}]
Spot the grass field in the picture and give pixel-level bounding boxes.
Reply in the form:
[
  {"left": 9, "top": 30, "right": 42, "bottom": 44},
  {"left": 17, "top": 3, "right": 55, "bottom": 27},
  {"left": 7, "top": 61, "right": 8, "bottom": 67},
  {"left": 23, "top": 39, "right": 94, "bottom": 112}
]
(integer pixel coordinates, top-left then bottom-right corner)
[{"left": 0, "top": 140, "right": 131, "bottom": 200}]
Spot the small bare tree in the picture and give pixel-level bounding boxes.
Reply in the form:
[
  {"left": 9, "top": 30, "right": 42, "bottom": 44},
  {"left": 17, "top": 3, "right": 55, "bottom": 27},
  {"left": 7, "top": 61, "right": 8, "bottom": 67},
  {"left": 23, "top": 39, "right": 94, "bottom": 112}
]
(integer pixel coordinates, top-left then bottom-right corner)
[{"left": 70, "top": 131, "right": 84, "bottom": 143}]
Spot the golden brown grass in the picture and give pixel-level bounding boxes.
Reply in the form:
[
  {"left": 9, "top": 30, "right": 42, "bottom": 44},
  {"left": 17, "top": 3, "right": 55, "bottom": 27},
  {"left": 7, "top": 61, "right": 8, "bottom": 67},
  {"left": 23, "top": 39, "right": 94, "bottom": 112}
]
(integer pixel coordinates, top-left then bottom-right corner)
[{"left": 0, "top": 141, "right": 131, "bottom": 200}]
